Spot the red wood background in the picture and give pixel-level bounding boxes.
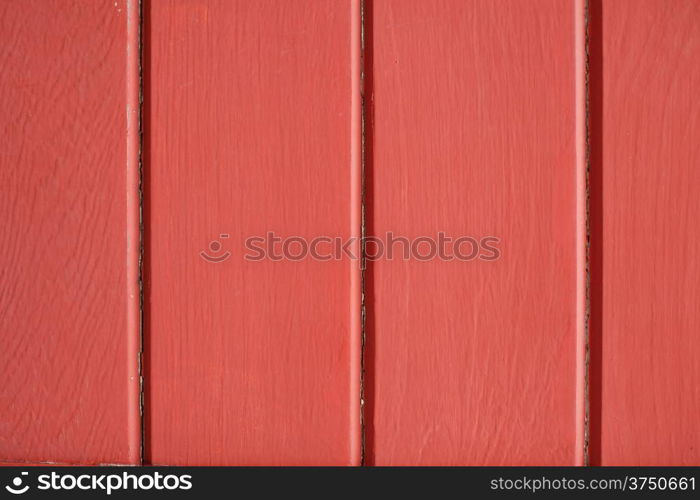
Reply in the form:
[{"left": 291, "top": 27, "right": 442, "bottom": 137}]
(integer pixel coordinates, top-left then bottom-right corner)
[
  {"left": 0, "top": 0, "right": 140, "bottom": 465},
  {"left": 589, "top": 0, "right": 700, "bottom": 466},
  {"left": 1, "top": 0, "right": 699, "bottom": 466},
  {"left": 144, "top": 0, "right": 362, "bottom": 465},
  {"left": 365, "top": 0, "right": 583, "bottom": 466}
]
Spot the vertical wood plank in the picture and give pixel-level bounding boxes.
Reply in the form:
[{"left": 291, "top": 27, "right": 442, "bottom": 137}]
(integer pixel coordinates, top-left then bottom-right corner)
[
  {"left": 366, "top": 0, "right": 582, "bottom": 465},
  {"left": 144, "top": 0, "right": 362, "bottom": 465},
  {"left": 0, "top": 0, "right": 141, "bottom": 464},
  {"left": 589, "top": 0, "right": 700, "bottom": 465}
]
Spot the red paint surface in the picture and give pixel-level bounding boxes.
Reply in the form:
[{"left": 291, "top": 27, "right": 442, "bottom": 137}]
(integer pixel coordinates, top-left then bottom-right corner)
[
  {"left": 144, "top": 0, "right": 362, "bottom": 465},
  {"left": 589, "top": 0, "right": 700, "bottom": 465},
  {"left": 0, "top": 0, "right": 140, "bottom": 464},
  {"left": 365, "top": 0, "right": 582, "bottom": 465},
  {"left": 1, "top": 0, "right": 699, "bottom": 467}
]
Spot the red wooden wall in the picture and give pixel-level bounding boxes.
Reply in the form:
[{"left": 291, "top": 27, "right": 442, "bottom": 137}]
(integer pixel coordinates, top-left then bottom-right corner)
[
  {"left": 589, "top": 0, "right": 700, "bottom": 466},
  {"left": 0, "top": 0, "right": 141, "bottom": 465},
  {"left": 1, "top": 0, "right": 699, "bottom": 466},
  {"left": 366, "top": 0, "right": 583, "bottom": 465},
  {"left": 144, "top": 0, "right": 362, "bottom": 465}
]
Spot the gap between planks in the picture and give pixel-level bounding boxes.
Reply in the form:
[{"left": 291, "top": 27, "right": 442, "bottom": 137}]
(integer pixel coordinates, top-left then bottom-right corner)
[
  {"left": 575, "top": 0, "right": 591, "bottom": 467},
  {"left": 126, "top": 0, "right": 144, "bottom": 465}
]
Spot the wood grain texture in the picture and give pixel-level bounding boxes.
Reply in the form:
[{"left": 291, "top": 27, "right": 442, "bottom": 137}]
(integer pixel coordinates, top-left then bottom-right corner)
[
  {"left": 589, "top": 0, "right": 700, "bottom": 465},
  {"left": 366, "top": 0, "right": 582, "bottom": 465},
  {"left": 144, "top": 0, "right": 362, "bottom": 465},
  {"left": 0, "top": 0, "right": 140, "bottom": 464}
]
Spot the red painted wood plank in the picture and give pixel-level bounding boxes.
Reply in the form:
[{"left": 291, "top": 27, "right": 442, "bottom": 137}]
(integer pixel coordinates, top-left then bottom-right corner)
[
  {"left": 144, "top": 0, "right": 362, "bottom": 465},
  {"left": 0, "top": 0, "right": 141, "bottom": 464},
  {"left": 366, "top": 0, "right": 583, "bottom": 465},
  {"left": 589, "top": 0, "right": 700, "bottom": 465}
]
